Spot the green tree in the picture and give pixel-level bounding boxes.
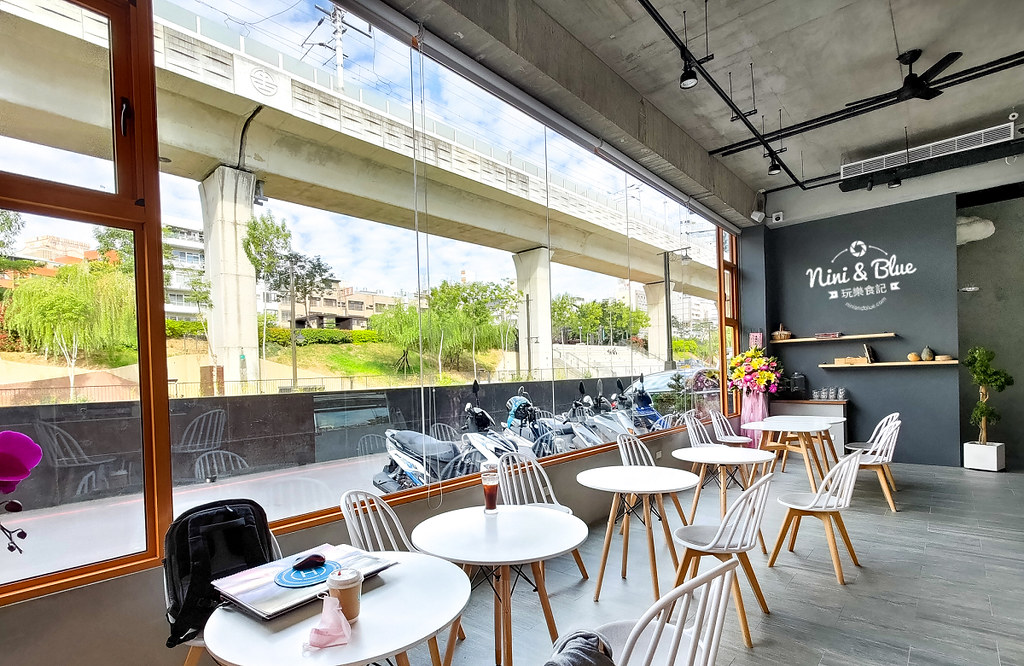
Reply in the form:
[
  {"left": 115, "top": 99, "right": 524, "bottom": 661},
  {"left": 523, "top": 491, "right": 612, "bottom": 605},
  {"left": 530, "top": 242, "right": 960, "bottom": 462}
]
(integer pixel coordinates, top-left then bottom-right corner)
[
  {"left": 370, "top": 301, "right": 420, "bottom": 373},
  {"left": 4, "top": 262, "right": 135, "bottom": 400},
  {"left": 182, "top": 268, "right": 215, "bottom": 365},
  {"left": 0, "top": 209, "right": 36, "bottom": 276},
  {"left": 550, "top": 293, "right": 578, "bottom": 343},
  {"left": 488, "top": 279, "right": 519, "bottom": 355},
  {"left": 242, "top": 212, "right": 292, "bottom": 361}
]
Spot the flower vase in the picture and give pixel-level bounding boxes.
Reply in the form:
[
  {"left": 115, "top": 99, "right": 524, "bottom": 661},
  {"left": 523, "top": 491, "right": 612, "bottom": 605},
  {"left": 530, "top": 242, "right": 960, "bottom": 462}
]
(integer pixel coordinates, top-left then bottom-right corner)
[{"left": 740, "top": 391, "right": 768, "bottom": 447}]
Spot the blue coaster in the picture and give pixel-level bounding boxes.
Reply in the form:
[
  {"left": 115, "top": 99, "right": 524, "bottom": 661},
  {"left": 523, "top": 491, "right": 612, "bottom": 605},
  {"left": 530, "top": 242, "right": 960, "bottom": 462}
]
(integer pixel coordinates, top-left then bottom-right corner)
[{"left": 274, "top": 560, "right": 341, "bottom": 588}]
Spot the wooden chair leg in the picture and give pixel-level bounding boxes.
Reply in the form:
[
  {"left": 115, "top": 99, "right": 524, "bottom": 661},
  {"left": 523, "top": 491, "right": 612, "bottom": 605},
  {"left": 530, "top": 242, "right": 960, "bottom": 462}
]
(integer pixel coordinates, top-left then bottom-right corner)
[
  {"left": 183, "top": 645, "right": 204, "bottom": 666},
  {"left": 570, "top": 548, "right": 589, "bottom": 579},
  {"left": 883, "top": 464, "right": 897, "bottom": 492},
  {"left": 832, "top": 512, "right": 860, "bottom": 567},
  {"left": 717, "top": 552, "right": 753, "bottom": 648},
  {"left": 788, "top": 515, "right": 802, "bottom": 552},
  {"left": 673, "top": 548, "right": 696, "bottom": 587},
  {"left": 768, "top": 509, "right": 796, "bottom": 567},
  {"left": 820, "top": 513, "right": 846, "bottom": 585},
  {"left": 736, "top": 551, "right": 769, "bottom": 614},
  {"left": 873, "top": 466, "right": 898, "bottom": 512}
]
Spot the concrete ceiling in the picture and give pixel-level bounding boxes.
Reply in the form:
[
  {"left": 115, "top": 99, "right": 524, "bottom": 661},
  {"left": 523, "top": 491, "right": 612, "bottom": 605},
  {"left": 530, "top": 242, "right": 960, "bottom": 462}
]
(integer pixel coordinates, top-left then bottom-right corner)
[{"left": 530, "top": 0, "right": 1024, "bottom": 198}]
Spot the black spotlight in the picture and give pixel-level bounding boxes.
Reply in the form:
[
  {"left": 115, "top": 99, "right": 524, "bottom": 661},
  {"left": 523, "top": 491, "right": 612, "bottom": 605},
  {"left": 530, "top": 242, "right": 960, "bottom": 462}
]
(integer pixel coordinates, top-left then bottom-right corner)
[
  {"left": 888, "top": 177, "right": 902, "bottom": 189},
  {"left": 767, "top": 157, "right": 782, "bottom": 176},
  {"left": 679, "top": 64, "right": 698, "bottom": 89}
]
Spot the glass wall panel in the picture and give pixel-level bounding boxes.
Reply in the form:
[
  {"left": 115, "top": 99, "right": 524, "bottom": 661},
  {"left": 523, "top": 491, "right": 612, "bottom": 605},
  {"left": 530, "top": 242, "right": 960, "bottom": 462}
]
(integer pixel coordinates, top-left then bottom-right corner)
[
  {"left": 0, "top": 1, "right": 116, "bottom": 192},
  {"left": 0, "top": 213, "right": 145, "bottom": 582}
]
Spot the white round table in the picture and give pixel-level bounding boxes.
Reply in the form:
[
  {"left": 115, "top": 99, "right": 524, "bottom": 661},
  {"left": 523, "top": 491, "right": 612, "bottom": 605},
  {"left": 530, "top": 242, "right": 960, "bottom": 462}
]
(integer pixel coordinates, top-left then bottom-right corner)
[
  {"left": 576, "top": 465, "right": 699, "bottom": 603},
  {"left": 203, "top": 551, "right": 470, "bottom": 666},
  {"left": 671, "top": 446, "right": 776, "bottom": 519},
  {"left": 411, "top": 505, "right": 587, "bottom": 666},
  {"left": 744, "top": 416, "right": 837, "bottom": 491}
]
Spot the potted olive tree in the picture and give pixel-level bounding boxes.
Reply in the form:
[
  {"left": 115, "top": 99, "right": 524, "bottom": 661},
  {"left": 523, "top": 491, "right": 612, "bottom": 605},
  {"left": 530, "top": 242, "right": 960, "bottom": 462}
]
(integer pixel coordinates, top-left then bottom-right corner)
[{"left": 963, "top": 346, "right": 1014, "bottom": 471}]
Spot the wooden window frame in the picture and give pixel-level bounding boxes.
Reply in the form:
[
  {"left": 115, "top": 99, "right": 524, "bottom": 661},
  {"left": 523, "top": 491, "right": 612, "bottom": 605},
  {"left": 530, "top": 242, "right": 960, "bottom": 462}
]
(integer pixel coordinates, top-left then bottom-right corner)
[
  {"left": 0, "top": 0, "right": 169, "bottom": 606},
  {"left": 717, "top": 230, "right": 740, "bottom": 417}
]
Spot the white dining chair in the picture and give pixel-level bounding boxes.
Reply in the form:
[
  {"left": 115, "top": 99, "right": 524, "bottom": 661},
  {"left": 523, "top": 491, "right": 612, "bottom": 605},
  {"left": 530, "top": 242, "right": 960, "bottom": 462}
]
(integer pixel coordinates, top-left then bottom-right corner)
[
  {"left": 651, "top": 413, "right": 678, "bottom": 431},
  {"left": 857, "top": 420, "right": 902, "bottom": 512},
  {"left": 671, "top": 473, "right": 774, "bottom": 648},
  {"left": 592, "top": 558, "right": 737, "bottom": 666},
  {"left": 429, "top": 422, "right": 462, "bottom": 442},
  {"left": 845, "top": 412, "right": 900, "bottom": 452},
  {"left": 339, "top": 490, "right": 465, "bottom": 663},
  {"left": 616, "top": 434, "right": 688, "bottom": 527},
  {"left": 340, "top": 489, "right": 417, "bottom": 552},
  {"left": 768, "top": 451, "right": 863, "bottom": 585},
  {"left": 708, "top": 409, "right": 752, "bottom": 447},
  {"left": 681, "top": 411, "right": 716, "bottom": 447},
  {"left": 496, "top": 452, "right": 588, "bottom": 579}
]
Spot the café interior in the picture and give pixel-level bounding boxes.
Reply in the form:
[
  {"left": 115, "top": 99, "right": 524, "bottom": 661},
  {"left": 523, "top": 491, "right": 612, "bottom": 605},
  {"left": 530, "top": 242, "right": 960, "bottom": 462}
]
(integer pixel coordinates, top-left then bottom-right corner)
[{"left": 1, "top": 0, "right": 1024, "bottom": 664}]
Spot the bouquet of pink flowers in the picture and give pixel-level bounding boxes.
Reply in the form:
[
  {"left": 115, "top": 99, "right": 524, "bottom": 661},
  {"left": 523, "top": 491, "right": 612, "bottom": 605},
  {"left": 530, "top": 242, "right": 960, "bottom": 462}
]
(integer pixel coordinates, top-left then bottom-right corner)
[{"left": 727, "top": 348, "right": 782, "bottom": 395}]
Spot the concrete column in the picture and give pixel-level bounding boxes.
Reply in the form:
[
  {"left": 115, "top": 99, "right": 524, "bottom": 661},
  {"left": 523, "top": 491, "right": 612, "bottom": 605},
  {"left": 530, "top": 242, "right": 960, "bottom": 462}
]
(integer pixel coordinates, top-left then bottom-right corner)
[
  {"left": 199, "top": 166, "right": 259, "bottom": 386},
  {"left": 512, "top": 247, "right": 553, "bottom": 379},
  {"left": 644, "top": 282, "right": 673, "bottom": 369}
]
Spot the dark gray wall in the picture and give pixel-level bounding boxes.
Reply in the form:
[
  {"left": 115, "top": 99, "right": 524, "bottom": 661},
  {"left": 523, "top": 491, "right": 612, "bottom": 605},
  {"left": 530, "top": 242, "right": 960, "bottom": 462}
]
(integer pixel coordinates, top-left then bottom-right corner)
[
  {"left": 739, "top": 225, "right": 769, "bottom": 338},
  {"left": 762, "top": 196, "right": 961, "bottom": 465},
  {"left": 957, "top": 197, "right": 1024, "bottom": 466}
]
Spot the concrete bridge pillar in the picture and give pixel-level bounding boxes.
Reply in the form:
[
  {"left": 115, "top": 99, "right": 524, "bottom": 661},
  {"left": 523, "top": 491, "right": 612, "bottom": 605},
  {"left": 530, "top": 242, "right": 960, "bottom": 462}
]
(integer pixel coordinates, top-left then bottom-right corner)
[
  {"left": 644, "top": 282, "right": 674, "bottom": 370},
  {"left": 512, "top": 247, "right": 553, "bottom": 379},
  {"left": 199, "top": 166, "right": 260, "bottom": 387}
]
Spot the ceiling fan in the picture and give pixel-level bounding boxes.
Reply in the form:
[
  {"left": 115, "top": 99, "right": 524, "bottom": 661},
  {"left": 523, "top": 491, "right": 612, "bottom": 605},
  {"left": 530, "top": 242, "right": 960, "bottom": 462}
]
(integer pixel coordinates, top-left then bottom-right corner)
[{"left": 846, "top": 48, "right": 963, "bottom": 107}]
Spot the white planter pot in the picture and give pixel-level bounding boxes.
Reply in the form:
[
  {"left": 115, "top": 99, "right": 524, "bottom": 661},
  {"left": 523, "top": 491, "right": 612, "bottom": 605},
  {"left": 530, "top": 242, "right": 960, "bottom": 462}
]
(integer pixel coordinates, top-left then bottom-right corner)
[{"left": 963, "top": 441, "right": 1005, "bottom": 471}]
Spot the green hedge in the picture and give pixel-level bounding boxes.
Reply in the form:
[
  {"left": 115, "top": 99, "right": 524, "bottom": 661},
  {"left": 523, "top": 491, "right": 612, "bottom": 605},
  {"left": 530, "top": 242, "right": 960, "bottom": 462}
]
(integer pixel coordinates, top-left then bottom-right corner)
[
  {"left": 165, "top": 320, "right": 206, "bottom": 338},
  {"left": 264, "top": 327, "right": 379, "bottom": 346}
]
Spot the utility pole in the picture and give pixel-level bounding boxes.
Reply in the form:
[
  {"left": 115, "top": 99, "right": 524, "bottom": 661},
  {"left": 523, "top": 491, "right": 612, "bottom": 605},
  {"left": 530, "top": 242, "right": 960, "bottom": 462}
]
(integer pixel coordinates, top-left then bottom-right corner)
[{"left": 290, "top": 256, "right": 298, "bottom": 388}]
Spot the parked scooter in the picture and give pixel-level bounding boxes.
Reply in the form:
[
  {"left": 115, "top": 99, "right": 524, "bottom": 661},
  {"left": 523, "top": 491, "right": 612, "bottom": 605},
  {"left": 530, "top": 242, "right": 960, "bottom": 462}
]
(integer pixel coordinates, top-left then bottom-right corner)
[
  {"left": 464, "top": 380, "right": 525, "bottom": 457},
  {"left": 612, "top": 375, "right": 663, "bottom": 433},
  {"left": 588, "top": 379, "right": 638, "bottom": 439},
  {"left": 504, "top": 386, "right": 576, "bottom": 457}
]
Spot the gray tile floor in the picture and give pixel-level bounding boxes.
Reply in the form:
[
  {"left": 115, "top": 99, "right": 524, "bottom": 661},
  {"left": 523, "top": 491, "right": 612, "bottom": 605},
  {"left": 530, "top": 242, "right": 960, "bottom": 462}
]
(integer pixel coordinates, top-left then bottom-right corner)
[{"left": 400, "top": 463, "right": 1024, "bottom": 665}]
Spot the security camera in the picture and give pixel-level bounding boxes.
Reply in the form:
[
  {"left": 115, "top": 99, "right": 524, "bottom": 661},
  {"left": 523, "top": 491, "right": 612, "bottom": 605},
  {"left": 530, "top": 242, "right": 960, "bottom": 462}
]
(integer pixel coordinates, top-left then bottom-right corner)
[{"left": 750, "top": 210, "right": 766, "bottom": 223}]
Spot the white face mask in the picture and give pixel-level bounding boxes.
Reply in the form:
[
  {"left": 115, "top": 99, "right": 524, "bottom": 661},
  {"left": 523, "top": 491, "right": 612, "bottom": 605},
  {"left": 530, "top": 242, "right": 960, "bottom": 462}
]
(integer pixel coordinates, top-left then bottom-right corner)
[{"left": 306, "top": 594, "right": 352, "bottom": 649}]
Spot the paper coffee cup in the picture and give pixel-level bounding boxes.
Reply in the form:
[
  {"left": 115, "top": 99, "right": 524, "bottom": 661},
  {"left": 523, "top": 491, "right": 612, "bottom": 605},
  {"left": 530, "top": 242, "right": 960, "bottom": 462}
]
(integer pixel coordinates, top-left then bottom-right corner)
[{"left": 326, "top": 568, "right": 363, "bottom": 622}]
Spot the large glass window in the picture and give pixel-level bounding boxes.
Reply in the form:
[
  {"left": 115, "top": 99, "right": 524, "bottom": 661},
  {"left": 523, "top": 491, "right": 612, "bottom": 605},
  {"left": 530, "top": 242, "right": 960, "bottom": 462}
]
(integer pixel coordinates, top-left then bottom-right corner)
[
  {"left": 0, "top": 0, "right": 741, "bottom": 602},
  {"left": 0, "top": 214, "right": 146, "bottom": 585}
]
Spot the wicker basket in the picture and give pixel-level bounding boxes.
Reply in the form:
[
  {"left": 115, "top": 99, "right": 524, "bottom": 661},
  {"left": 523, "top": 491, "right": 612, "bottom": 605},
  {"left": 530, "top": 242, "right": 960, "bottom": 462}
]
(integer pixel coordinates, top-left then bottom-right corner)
[{"left": 771, "top": 324, "right": 792, "bottom": 342}]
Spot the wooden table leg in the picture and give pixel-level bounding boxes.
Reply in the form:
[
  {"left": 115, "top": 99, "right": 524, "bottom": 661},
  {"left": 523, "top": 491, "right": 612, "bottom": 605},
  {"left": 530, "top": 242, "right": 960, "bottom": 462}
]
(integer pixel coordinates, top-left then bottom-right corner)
[
  {"left": 621, "top": 493, "right": 631, "bottom": 579},
  {"left": 396, "top": 652, "right": 412, "bottom": 666},
  {"left": 493, "top": 567, "right": 502, "bottom": 666},
  {"left": 668, "top": 492, "right": 688, "bottom": 526},
  {"left": 500, "top": 565, "right": 514, "bottom": 665},
  {"left": 593, "top": 492, "right": 620, "bottom": 602},
  {"left": 821, "top": 428, "right": 839, "bottom": 467},
  {"left": 428, "top": 636, "right": 442, "bottom": 666},
  {"left": 806, "top": 432, "right": 826, "bottom": 481},
  {"left": 655, "top": 493, "right": 679, "bottom": 567},
  {"left": 719, "top": 464, "right": 729, "bottom": 517},
  {"left": 796, "top": 433, "right": 818, "bottom": 492},
  {"left": 442, "top": 617, "right": 461, "bottom": 666},
  {"left": 531, "top": 561, "right": 558, "bottom": 642},
  {"left": 689, "top": 463, "right": 706, "bottom": 523},
  {"left": 642, "top": 494, "right": 660, "bottom": 600}
]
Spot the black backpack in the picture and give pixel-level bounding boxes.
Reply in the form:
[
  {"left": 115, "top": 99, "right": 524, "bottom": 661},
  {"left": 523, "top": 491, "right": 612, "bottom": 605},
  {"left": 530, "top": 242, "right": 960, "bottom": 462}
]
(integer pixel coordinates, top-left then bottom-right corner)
[{"left": 163, "top": 498, "right": 275, "bottom": 648}]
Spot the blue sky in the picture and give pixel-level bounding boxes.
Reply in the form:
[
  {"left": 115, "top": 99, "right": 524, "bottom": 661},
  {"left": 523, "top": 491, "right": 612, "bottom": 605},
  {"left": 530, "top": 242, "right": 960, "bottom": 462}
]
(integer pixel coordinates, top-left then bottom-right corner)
[{"left": 4, "top": 0, "right": 719, "bottom": 305}]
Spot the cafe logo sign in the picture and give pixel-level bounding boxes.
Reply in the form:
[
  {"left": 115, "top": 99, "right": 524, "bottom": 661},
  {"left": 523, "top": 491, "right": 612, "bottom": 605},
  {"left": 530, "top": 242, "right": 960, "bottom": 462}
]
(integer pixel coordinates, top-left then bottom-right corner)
[{"left": 805, "top": 240, "right": 916, "bottom": 311}]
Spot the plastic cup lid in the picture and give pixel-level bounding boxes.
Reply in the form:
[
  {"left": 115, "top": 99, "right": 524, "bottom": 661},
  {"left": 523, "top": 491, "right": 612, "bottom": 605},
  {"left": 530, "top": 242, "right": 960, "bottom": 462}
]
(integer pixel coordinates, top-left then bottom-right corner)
[{"left": 327, "top": 567, "right": 363, "bottom": 587}]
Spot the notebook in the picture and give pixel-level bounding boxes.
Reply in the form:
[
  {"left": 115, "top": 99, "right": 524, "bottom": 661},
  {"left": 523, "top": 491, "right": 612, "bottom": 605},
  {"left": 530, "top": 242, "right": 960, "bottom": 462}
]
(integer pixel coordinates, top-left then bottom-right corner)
[{"left": 211, "top": 543, "right": 397, "bottom": 620}]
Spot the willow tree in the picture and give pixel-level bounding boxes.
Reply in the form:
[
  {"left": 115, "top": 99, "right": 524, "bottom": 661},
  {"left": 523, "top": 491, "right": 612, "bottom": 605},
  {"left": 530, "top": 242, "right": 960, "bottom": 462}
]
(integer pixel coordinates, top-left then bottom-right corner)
[{"left": 3, "top": 262, "right": 135, "bottom": 400}]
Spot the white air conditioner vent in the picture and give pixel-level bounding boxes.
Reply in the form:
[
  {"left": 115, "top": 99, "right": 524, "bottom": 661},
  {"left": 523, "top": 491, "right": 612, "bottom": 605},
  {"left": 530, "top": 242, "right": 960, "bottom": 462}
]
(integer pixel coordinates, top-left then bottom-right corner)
[{"left": 841, "top": 122, "right": 1015, "bottom": 179}]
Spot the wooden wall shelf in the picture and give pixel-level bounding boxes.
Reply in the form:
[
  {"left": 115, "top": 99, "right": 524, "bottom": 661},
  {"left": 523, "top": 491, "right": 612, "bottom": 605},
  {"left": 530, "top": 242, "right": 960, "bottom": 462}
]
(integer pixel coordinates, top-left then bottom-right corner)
[
  {"left": 818, "top": 360, "right": 958, "bottom": 368},
  {"left": 772, "top": 332, "right": 896, "bottom": 344}
]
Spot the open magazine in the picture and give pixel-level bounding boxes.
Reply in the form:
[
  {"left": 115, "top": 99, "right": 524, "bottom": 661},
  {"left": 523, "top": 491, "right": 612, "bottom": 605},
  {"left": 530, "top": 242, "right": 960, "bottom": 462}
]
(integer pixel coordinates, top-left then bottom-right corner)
[{"left": 212, "top": 543, "right": 397, "bottom": 620}]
